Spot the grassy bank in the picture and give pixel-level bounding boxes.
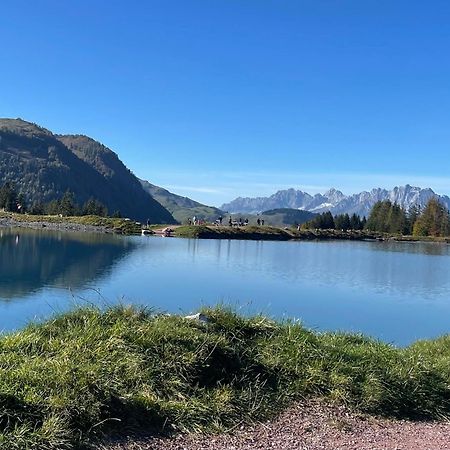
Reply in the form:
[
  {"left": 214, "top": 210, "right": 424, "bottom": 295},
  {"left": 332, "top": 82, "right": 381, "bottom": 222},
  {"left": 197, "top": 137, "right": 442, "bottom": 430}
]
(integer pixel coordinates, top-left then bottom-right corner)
[
  {"left": 174, "top": 225, "right": 293, "bottom": 240},
  {"left": 3, "top": 214, "right": 449, "bottom": 242},
  {"left": 0, "top": 306, "right": 449, "bottom": 449},
  {"left": 174, "top": 225, "right": 388, "bottom": 241},
  {"left": 0, "top": 212, "right": 142, "bottom": 234},
  {"left": 174, "top": 225, "right": 450, "bottom": 243}
]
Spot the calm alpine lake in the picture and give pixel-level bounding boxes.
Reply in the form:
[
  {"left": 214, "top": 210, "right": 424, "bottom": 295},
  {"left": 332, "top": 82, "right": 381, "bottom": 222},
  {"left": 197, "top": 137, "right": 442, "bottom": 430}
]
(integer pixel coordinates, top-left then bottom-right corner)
[{"left": 1, "top": 227, "right": 449, "bottom": 345}]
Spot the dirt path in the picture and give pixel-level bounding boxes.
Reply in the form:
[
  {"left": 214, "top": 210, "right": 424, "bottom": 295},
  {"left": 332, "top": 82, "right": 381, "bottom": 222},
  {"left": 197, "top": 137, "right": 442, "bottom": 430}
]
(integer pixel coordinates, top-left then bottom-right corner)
[{"left": 103, "top": 401, "right": 450, "bottom": 450}]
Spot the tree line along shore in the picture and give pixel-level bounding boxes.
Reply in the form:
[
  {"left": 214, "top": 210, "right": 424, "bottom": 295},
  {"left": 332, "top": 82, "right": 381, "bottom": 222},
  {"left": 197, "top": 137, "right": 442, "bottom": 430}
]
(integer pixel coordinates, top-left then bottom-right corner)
[{"left": 1, "top": 180, "right": 450, "bottom": 241}]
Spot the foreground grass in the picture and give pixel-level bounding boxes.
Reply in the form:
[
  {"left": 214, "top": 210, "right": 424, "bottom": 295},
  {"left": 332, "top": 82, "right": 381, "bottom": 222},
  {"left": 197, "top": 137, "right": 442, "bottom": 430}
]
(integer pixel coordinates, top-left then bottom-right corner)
[{"left": 0, "top": 306, "right": 449, "bottom": 449}]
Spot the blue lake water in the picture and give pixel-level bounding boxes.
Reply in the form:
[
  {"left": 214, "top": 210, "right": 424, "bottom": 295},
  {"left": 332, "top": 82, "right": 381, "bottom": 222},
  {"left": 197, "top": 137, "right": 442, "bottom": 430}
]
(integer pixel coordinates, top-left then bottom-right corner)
[{"left": 1, "top": 227, "right": 449, "bottom": 345}]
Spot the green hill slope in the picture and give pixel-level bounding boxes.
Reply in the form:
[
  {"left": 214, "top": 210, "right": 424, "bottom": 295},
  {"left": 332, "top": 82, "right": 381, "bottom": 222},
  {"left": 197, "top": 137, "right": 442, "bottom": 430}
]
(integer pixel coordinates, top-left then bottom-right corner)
[
  {"left": 140, "top": 179, "right": 224, "bottom": 223},
  {"left": 0, "top": 119, "right": 175, "bottom": 223}
]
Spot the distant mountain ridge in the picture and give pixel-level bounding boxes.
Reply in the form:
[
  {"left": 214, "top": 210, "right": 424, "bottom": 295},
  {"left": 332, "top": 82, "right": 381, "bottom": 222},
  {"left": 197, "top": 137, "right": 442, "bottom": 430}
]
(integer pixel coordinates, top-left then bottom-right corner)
[
  {"left": 221, "top": 185, "right": 450, "bottom": 217},
  {"left": 139, "top": 179, "right": 224, "bottom": 223},
  {"left": 0, "top": 118, "right": 175, "bottom": 223}
]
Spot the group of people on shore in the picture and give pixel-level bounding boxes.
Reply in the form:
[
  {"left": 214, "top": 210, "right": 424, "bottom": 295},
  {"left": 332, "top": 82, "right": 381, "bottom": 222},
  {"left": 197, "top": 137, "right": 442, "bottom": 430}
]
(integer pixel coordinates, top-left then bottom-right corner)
[
  {"left": 187, "top": 215, "right": 266, "bottom": 227},
  {"left": 226, "top": 217, "right": 266, "bottom": 226},
  {"left": 188, "top": 216, "right": 207, "bottom": 226},
  {"left": 228, "top": 217, "right": 249, "bottom": 227}
]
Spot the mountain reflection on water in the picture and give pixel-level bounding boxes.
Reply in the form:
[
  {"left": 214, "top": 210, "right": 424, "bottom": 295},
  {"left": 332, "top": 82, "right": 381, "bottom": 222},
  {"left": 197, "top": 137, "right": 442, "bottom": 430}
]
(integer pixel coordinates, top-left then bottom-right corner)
[
  {"left": 0, "top": 229, "right": 449, "bottom": 345},
  {"left": 0, "top": 228, "right": 134, "bottom": 300}
]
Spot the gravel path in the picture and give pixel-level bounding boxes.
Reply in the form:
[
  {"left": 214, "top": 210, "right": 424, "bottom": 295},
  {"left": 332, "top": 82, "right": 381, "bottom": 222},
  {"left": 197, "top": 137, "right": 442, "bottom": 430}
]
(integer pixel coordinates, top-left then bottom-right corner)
[{"left": 103, "top": 401, "right": 450, "bottom": 450}]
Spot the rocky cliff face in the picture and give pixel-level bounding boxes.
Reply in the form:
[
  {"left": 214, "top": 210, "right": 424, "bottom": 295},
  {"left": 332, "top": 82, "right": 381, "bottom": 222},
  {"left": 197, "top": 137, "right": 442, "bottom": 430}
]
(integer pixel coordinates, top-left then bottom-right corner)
[{"left": 221, "top": 185, "right": 450, "bottom": 217}]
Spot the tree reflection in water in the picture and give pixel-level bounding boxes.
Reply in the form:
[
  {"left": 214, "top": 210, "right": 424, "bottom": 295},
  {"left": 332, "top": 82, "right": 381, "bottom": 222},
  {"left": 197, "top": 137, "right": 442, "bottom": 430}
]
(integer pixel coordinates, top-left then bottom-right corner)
[{"left": 0, "top": 228, "right": 134, "bottom": 300}]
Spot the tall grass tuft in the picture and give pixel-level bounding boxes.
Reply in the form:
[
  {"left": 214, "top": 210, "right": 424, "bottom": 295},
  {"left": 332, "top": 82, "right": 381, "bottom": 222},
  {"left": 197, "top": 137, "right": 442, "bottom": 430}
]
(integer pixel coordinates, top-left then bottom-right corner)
[{"left": 0, "top": 305, "right": 448, "bottom": 448}]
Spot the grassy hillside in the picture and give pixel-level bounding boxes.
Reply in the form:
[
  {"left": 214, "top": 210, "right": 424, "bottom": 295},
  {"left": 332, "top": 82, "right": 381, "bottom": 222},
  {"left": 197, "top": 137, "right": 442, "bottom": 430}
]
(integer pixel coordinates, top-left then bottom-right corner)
[
  {"left": 140, "top": 180, "right": 224, "bottom": 223},
  {"left": 0, "top": 119, "right": 175, "bottom": 224},
  {"left": 0, "top": 305, "right": 448, "bottom": 449}
]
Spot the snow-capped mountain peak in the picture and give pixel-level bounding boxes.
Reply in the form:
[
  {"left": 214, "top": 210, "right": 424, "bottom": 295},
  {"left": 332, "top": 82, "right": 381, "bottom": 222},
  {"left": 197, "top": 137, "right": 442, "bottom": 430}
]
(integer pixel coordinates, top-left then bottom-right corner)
[{"left": 220, "top": 185, "right": 450, "bottom": 217}]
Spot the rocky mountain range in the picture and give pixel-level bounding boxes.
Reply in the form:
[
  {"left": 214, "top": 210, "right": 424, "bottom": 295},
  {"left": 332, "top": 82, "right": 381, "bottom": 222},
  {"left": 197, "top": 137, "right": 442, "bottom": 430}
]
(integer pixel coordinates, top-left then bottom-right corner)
[
  {"left": 221, "top": 186, "right": 450, "bottom": 217},
  {"left": 3, "top": 118, "right": 449, "bottom": 225}
]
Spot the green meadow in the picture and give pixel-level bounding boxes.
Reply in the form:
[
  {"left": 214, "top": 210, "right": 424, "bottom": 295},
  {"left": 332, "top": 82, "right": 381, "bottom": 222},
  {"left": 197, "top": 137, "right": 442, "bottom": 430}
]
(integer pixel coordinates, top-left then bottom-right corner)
[{"left": 0, "top": 305, "right": 448, "bottom": 449}]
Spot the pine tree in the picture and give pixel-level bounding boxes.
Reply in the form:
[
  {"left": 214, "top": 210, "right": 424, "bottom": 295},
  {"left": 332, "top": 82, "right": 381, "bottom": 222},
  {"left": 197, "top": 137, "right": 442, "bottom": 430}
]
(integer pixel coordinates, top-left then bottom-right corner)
[
  {"left": 334, "top": 213, "right": 351, "bottom": 231},
  {"left": 322, "top": 211, "right": 335, "bottom": 229},
  {"left": 350, "top": 213, "right": 362, "bottom": 230},
  {"left": 17, "top": 193, "right": 26, "bottom": 213},
  {"left": 30, "top": 202, "right": 45, "bottom": 215},
  {"left": 59, "top": 191, "right": 77, "bottom": 216},
  {"left": 366, "top": 200, "right": 407, "bottom": 234},
  {"left": 82, "top": 198, "right": 108, "bottom": 216},
  {"left": 406, "top": 204, "right": 421, "bottom": 235},
  {"left": 0, "top": 183, "right": 18, "bottom": 212},
  {"left": 413, "top": 198, "right": 450, "bottom": 237}
]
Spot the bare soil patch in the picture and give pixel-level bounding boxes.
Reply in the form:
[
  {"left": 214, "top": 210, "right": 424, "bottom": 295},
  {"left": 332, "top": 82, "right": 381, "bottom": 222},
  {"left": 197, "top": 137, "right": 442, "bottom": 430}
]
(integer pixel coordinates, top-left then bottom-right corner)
[{"left": 102, "top": 401, "right": 450, "bottom": 450}]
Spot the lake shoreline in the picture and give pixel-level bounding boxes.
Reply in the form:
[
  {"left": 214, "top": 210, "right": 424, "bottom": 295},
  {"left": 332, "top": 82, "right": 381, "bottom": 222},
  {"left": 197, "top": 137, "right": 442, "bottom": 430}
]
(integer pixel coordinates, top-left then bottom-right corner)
[
  {"left": 2, "top": 212, "right": 450, "bottom": 244},
  {"left": 0, "top": 215, "right": 112, "bottom": 234},
  {"left": 172, "top": 224, "right": 450, "bottom": 244},
  {"left": 0, "top": 212, "right": 142, "bottom": 235}
]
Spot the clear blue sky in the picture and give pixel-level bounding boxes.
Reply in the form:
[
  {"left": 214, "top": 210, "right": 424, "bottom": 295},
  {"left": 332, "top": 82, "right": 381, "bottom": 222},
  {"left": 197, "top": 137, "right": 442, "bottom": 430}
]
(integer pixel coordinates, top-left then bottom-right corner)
[{"left": 2, "top": 1, "right": 450, "bottom": 206}]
